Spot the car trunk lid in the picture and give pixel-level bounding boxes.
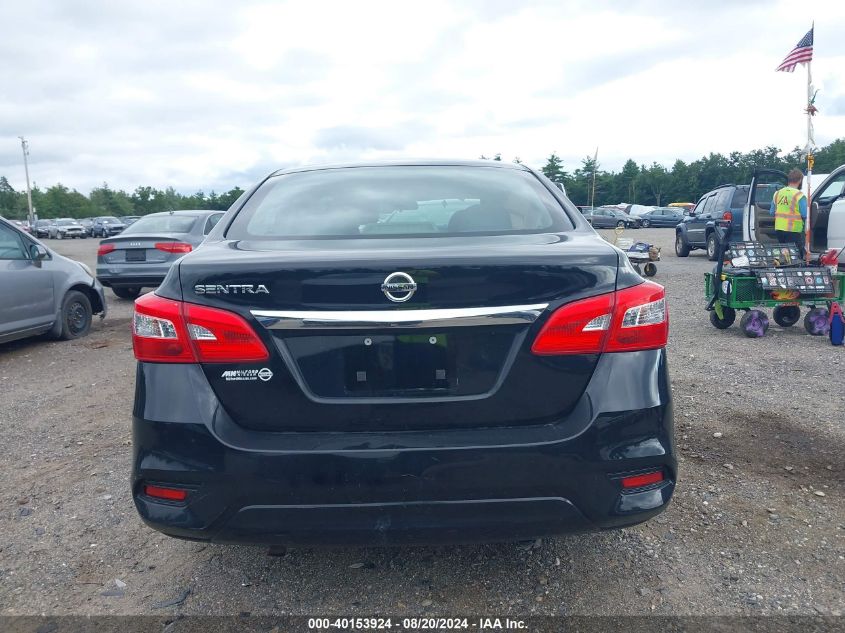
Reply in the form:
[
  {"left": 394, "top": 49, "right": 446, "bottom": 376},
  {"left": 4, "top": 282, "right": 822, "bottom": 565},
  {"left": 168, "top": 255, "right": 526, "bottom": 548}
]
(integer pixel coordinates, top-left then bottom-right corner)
[{"left": 175, "top": 234, "right": 620, "bottom": 432}]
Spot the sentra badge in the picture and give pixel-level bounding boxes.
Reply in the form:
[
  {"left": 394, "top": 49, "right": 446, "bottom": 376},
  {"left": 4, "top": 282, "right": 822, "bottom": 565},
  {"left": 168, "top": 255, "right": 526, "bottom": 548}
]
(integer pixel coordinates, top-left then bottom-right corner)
[{"left": 195, "top": 284, "right": 269, "bottom": 295}]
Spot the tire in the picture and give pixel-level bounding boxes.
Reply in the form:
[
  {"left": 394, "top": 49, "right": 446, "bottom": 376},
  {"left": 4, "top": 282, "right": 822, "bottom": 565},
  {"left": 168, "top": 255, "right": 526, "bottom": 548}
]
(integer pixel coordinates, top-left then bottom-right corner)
[
  {"left": 803, "top": 308, "right": 829, "bottom": 336},
  {"left": 706, "top": 232, "right": 718, "bottom": 261},
  {"left": 113, "top": 286, "right": 142, "bottom": 300},
  {"left": 740, "top": 309, "right": 769, "bottom": 338},
  {"left": 709, "top": 307, "right": 736, "bottom": 329},
  {"left": 57, "top": 231, "right": 63, "bottom": 240},
  {"left": 773, "top": 305, "right": 801, "bottom": 327},
  {"left": 675, "top": 233, "right": 691, "bottom": 257},
  {"left": 643, "top": 262, "right": 657, "bottom": 277},
  {"left": 641, "top": 219, "right": 651, "bottom": 228},
  {"left": 58, "top": 290, "right": 92, "bottom": 340},
  {"left": 616, "top": 220, "right": 625, "bottom": 228}
]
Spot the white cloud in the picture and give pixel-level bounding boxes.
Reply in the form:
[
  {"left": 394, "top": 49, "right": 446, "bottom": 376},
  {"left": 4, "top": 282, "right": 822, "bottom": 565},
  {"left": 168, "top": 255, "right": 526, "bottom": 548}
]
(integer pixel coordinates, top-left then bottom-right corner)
[{"left": 0, "top": 0, "right": 843, "bottom": 194}]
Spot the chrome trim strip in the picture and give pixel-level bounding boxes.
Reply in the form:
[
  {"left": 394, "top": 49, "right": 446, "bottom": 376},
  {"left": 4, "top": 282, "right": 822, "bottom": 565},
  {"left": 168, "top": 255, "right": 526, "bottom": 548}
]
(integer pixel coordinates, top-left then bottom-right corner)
[{"left": 251, "top": 304, "right": 549, "bottom": 330}]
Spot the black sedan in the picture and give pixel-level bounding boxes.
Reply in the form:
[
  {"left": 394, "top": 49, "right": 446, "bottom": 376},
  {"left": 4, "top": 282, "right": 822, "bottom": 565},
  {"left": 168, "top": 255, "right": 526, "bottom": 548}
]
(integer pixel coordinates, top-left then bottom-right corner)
[
  {"left": 638, "top": 207, "right": 684, "bottom": 228},
  {"left": 130, "top": 160, "right": 674, "bottom": 547},
  {"left": 582, "top": 207, "right": 641, "bottom": 229}
]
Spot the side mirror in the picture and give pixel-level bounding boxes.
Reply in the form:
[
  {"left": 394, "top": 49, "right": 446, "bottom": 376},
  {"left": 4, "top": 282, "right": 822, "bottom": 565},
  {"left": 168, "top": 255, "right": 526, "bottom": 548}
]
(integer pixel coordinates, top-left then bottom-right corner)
[{"left": 30, "top": 244, "right": 49, "bottom": 262}]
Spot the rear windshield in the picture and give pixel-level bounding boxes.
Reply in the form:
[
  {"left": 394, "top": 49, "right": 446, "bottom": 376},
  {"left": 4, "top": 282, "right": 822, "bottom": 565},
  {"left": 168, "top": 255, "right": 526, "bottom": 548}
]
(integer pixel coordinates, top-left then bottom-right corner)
[
  {"left": 227, "top": 166, "right": 572, "bottom": 239},
  {"left": 122, "top": 215, "right": 197, "bottom": 234}
]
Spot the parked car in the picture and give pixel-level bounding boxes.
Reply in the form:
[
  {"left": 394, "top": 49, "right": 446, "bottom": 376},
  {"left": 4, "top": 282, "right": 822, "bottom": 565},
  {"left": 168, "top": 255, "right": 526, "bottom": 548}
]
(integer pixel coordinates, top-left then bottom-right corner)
[
  {"left": 582, "top": 207, "right": 642, "bottom": 228},
  {"left": 33, "top": 219, "right": 55, "bottom": 238},
  {"left": 10, "top": 220, "right": 32, "bottom": 234},
  {"left": 48, "top": 218, "right": 87, "bottom": 239},
  {"left": 91, "top": 216, "right": 126, "bottom": 237},
  {"left": 79, "top": 218, "right": 95, "bottom": 236},
  {"left": 675, "top": 184, "right": 747, "bottom": 259},
  {"left": 97, "top": 209, "right": 224, "bottom": 299},
  {"left": 130, "top": 160, "right": 674, "bottom": 547},
  {"left": 0, "top": 217, "right": 106, "bottom": 344},
  {"left": 638, "top": 207, "right": 684, "bottom": 228},
  {"left": 743, "top": 165, "right": 845, "bottom": 265},
  {"left": 121, "top": 215, "right": 141, "bottom": 227}
]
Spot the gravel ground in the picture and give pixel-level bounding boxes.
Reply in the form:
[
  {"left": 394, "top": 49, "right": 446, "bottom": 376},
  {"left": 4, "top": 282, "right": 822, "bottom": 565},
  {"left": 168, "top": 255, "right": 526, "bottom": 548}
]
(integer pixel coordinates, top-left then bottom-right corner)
[{"left": 0, "top": 229, "right": 843, "bottom": 617}]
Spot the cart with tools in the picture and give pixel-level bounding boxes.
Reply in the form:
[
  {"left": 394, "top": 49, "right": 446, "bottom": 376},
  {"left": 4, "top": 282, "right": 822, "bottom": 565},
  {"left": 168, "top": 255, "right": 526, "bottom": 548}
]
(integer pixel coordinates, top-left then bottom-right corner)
[
  {"left": 616, "top": 237, "right": 660, "bottom": 277},
  {"left": 704, "top": 239, "right": 845, "bottom": 338}
]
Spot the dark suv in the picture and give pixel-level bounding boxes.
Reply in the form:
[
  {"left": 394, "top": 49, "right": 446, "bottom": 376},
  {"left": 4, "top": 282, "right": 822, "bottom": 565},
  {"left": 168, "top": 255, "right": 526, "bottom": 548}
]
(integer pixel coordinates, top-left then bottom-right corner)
[
  {"left": 675, "top": 185, "right": 747, "bottom": 259},
  {"left": 130, "top": 160, "right": 675, "bottom": 547}
]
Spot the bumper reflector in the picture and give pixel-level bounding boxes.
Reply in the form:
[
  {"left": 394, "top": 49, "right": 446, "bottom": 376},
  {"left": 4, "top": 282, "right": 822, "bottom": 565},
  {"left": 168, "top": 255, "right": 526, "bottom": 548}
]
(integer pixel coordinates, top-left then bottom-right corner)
[
  {"left": 621, "top": 470, "right": 664, "bottom": 490},
  {"left": 144, "top": 484, "right": 188, "bottom": 501}
]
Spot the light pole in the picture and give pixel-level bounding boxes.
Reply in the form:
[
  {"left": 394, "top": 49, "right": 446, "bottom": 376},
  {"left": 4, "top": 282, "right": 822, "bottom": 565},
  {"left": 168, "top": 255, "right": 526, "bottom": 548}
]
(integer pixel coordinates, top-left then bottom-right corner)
[{"left": 19, "top": 136, "right": 35, "bottom": 225}]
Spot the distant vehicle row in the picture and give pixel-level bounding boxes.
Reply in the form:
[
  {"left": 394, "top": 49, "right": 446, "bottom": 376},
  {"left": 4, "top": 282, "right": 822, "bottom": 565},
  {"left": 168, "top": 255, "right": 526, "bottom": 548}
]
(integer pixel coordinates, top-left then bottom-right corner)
[{"left": 580, "top": 206, "right": 684, "bottom": 229}]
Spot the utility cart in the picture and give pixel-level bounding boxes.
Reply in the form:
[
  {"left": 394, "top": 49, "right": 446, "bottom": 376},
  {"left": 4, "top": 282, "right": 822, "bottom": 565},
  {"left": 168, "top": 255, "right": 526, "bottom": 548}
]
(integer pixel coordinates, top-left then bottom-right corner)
[
  {"left": 704, "top": 240, "right": 845, "bottom": 337},
  {"left": 616, "top": 237, "right": 660, "bottom": 277}
]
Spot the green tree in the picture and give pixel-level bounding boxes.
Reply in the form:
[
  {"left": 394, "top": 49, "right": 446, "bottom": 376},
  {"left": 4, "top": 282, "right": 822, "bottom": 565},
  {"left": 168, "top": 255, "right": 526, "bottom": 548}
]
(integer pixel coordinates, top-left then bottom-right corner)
[
  {"left": 0, "top": 176, "right": 19, "bottom": 218},
  {"left": 541, "top": 153, "right": 567, "bottom": 184},
  {"left": 90, "top": 183, "right": 133, "bottom": 216}
]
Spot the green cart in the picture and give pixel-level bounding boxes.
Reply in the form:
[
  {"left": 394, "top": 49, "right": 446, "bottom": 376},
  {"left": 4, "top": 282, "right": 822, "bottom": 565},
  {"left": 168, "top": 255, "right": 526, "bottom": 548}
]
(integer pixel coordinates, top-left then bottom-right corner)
[{"left": 704, "top": 270, "right": 845, "bottom": 337}]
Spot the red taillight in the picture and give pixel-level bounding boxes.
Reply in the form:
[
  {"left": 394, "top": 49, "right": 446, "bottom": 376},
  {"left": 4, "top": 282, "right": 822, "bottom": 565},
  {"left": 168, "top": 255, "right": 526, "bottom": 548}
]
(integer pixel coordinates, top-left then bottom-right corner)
[
  {"left": 132, "top": 293, "right": 269, "bottom": 363},
  {"left": 155, "top": 242, "right": 192, "bottom": 254},
  {"left": 722, "top": 211, "right": 733, "bottom": 222},
  {"left": 621, "top": 470, "right": 664, "bottom": 489},
  {"left": 143, "top": 484, "right": 188, "bottom": 501},
  {"left": 97, "top": 243, "right": 116, "bottom": 256},
  {"left": 531, "top": 281, "right": 668, "bottom": 355}
]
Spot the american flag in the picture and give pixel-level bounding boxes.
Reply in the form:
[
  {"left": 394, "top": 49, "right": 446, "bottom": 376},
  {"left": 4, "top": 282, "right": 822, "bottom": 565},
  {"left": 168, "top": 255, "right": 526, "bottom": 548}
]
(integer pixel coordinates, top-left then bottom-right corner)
[{"left": 776, "top": 27, "right": 814, "bottom": 72}]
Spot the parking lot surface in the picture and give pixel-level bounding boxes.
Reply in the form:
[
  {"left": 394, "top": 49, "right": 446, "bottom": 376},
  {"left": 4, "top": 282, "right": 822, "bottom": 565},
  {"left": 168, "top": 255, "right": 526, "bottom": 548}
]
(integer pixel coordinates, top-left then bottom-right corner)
[{"left": 1, "top": 229, "right": 843, "bottom": 616}]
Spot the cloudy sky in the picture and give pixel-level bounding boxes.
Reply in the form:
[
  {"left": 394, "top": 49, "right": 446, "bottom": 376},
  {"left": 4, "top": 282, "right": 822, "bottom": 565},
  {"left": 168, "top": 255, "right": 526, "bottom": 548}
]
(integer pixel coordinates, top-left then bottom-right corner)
[{"left": 1, "top": 0, "right": 844, "bottom": 194}]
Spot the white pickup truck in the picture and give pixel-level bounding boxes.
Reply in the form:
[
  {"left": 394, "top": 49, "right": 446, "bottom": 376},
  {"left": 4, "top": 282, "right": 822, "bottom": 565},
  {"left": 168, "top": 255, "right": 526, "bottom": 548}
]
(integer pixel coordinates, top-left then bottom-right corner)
[{"left": 743, "top": 165, "right": 845, "bottom": 265}]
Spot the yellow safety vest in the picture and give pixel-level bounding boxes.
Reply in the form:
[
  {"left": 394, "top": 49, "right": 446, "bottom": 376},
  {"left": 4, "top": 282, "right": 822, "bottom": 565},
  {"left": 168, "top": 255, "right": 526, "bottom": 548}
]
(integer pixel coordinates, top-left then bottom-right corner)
[{"left": 773, "top": 186, "right": 805, "bottom": 233}]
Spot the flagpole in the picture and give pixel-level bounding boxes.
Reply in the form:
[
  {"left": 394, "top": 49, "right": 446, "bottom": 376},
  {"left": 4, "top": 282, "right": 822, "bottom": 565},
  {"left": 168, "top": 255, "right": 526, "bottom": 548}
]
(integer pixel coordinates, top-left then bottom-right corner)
[{"left": 805, "top": 59, "right": 813, "bottom": 263}]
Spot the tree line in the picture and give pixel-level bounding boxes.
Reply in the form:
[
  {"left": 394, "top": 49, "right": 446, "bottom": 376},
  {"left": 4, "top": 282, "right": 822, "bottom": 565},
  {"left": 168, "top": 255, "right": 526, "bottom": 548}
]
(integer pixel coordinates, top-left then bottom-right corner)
[
  {"left": 532, "top": 138, "right": 844, "bottom": 207},
  {"left": 0, "top": 180, "right": 245, "bottom": 220},
  {"left": 1, "top": 137, "right": 843, "bottom": 220}
]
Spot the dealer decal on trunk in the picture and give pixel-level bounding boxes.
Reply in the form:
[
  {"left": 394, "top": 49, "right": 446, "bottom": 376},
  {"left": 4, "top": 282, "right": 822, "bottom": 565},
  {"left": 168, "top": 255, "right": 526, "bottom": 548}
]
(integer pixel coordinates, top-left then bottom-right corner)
[{"left": 221, "top": 368, "right": 273, "bottom": 382}]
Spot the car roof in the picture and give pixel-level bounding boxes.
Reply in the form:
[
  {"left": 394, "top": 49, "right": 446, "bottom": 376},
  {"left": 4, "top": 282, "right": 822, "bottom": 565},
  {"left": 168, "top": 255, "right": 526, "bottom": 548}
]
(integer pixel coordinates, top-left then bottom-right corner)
[{"left": 268, "top": 159, "right": 530, "bottom": 177}]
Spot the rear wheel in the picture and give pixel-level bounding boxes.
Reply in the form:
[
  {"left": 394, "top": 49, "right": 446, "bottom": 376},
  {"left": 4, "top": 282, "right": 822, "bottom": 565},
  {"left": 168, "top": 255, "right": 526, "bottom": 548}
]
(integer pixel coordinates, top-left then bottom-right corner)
[
  {"left": 706, "top": 232, "right": 718, "bottom": 261},
  {"left": 803, "top": 308, "right": 829, "bottom": 335},
  {"left": 675, "top": 233, "right": 690, "bottom": 257},
  {"left": 641, "top": 219, "right": 651, "bottom": 228},
  {"left": 57, "top": 232, "right": 63, "bottom": 240},
  {"left": 58, "top": 291, "right": 92, "bottom": 340},
  {"left": 643, "top": 262, "right": 657, "bottom": 277},
  {"left": 709, "top": 307, "right": 736, "bottom": 329},
  {"left": 773, "top": 305, "right": 801, "bottom": 327},
  {"left": 113, "top": 286, "right": 142, "bottom": 300},
  {"left": 740, "top": 309, "right": 769, "bottom": 338},
  {"left": 616, "top": 220, "right": 625, "bottom": 228}
]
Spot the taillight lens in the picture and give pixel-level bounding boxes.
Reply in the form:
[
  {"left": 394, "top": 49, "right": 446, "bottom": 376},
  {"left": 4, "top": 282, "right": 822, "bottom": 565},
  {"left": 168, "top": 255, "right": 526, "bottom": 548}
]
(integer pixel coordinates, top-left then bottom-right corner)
[
  {"left": 155, "top": 242, "right": 193, "bottom": 254},
  {"left": 531, "top": 281, "right": 668, "bottom": 355},
  {"left": 97, "top": 243, "right": 116, "bottom": 256},
  {"left": 132, "top": 293, "right": 269, "bottom": 363},
  {"left": 722, "top": 211, "right": 733, "bottom": 222}
]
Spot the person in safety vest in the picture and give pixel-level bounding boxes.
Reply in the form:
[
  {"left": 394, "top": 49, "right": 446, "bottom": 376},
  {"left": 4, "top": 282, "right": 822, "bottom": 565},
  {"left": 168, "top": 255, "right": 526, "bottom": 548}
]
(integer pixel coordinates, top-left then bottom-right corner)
[{"left": 770, "top": 168, "right": 807, "bottom": 257}]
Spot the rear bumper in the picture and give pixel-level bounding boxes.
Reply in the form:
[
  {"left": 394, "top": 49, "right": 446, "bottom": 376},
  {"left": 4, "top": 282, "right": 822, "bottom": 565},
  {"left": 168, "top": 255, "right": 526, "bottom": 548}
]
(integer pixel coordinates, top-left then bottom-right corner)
[
  {"left": 132, "top": 349, "right": 675, "bottom": 545},
  {"left": 97, "top": 264, "right": 171, "bottom": 288}
]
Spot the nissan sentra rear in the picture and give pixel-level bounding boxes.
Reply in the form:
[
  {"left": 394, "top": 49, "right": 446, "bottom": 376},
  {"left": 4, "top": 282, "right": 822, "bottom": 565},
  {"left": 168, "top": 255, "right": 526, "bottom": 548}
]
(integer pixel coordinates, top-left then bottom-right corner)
[{"left": 130, "top": 161, "right": 675, "bottom": 546}]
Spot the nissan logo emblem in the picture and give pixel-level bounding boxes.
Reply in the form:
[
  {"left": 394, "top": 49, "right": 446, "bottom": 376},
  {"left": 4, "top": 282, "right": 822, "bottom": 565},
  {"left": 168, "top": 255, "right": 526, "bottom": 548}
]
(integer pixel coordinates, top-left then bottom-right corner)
[{"left": 381, "top": 272, "right": 417, "bottom": 303}]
